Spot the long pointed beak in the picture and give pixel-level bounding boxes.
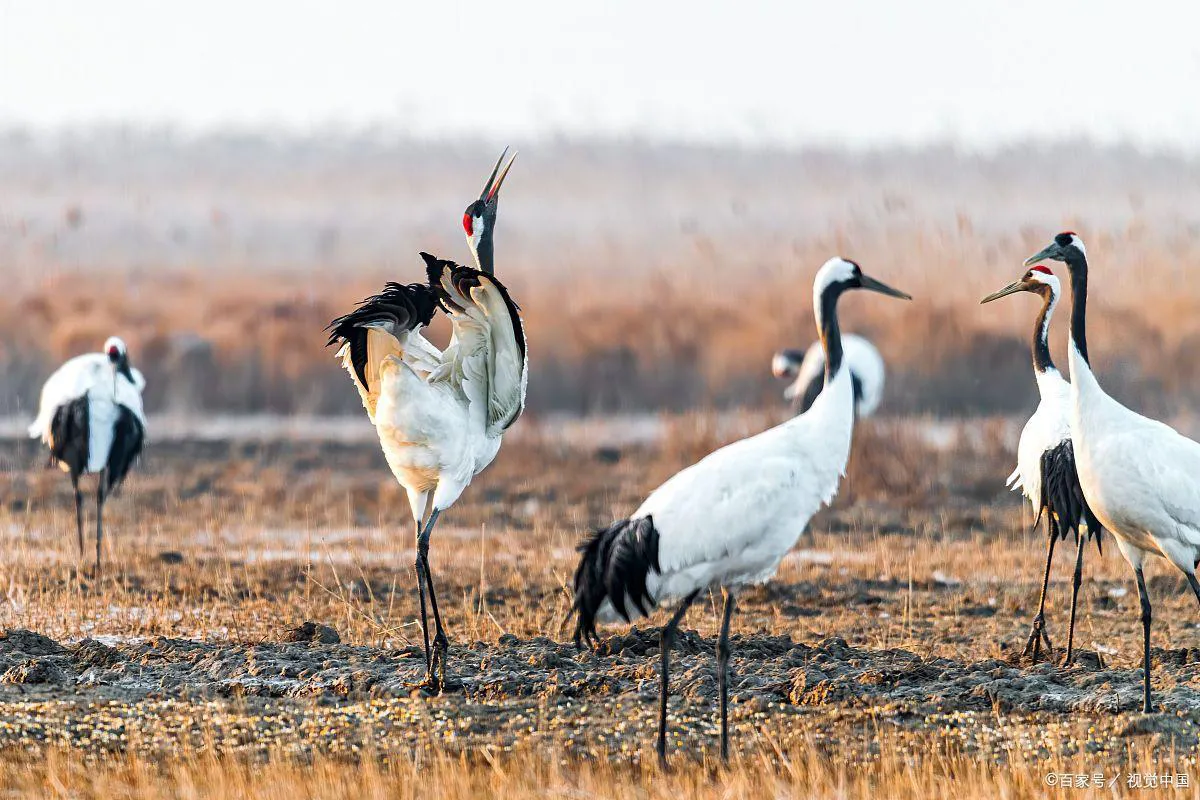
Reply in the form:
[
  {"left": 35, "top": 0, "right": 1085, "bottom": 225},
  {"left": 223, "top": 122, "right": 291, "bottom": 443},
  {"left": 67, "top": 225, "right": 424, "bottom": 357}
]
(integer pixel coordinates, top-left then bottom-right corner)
[
  {"left": 859, "top": 273, "right": 912, "bottom": 300},
  {"left": 980, "top": 280, "right": 1028, "bottom": 304},
  {"left": 1024, "top": 245, "right": 1060, "bottom": 267},
  {"left": 480, "top": 148, "right": 518, "bottom": 204}
]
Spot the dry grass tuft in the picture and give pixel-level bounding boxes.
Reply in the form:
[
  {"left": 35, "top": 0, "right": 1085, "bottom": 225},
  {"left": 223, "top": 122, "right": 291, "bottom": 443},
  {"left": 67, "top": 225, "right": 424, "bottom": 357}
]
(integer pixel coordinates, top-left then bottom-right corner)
[{"left": 4, "top": 738, "right": 1194, "bottom": 799}]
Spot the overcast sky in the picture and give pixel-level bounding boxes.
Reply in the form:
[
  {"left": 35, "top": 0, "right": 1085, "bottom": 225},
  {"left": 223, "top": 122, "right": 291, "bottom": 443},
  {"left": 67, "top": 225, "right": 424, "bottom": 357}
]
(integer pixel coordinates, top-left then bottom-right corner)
[{"left": 2, "top": 0, "right": 1198, "bottom": 149}]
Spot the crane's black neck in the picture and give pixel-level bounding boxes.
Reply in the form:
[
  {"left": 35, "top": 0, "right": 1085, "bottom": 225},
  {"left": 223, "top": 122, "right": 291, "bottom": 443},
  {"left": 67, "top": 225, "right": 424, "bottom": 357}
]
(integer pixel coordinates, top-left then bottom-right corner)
[
  {"left": 476, "top": 208, "right": 499, "bottom": 275},
  {"left": 1031, "top": 286, "right": 1057, "bottom": 374},
  {"left": 816, "top": 283, "right": 846, "bottom": 385},
  {"left": 474, "top": 233, "right": 495, "bottom": 275},
  {"left": 1065, "top": 252, "right": 1089, "bottom": 365}
]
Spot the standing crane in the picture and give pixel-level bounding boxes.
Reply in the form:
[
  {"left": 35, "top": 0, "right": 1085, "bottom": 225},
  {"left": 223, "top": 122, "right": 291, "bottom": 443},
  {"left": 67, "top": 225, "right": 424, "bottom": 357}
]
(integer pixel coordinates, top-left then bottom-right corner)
[
  {"left": 28, "top": 336, "right": 146, "bottom": 572},
  {"left": 326, "top": 150, "right": 525, "bottom": 692},
  {"left": 980, "top": 265, "right": 1103, "bottom": 664},
  {"left": 1025, "top": 232, "right": 1200, "bottom": 712},
  {"left": 770, "top": 333, "right": 885, "bottom": 416},
  {"left": 571, "top": 257, "right": 910, "bottom": 763}
]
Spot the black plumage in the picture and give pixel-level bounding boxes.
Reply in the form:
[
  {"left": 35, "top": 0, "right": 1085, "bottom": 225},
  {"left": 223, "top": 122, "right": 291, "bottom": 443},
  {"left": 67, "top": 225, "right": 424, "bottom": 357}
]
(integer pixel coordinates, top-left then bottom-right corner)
[
  {"left": 422, "top": 252, "right": 527, "bottom": 363},
  {"left": 422, "top": 251, "right": 528, "bottom": 431},
  {"left": 1038, "top": 440, "right": 1102, "bottom": 551},
  {"left": 44, "top": 391, "right": 144, "bottom": 571},
  {"left": 105, "top": 407, "right": 145, "bottom": 494},
  {"left": 325, "top": 281, "right": 439, "bottom": 391},
  {"left": 48, "top": 396, "right": 89, "bottom": 477},
  {"left": 571, "top": 515, "right": 662, "bottom": 649}
]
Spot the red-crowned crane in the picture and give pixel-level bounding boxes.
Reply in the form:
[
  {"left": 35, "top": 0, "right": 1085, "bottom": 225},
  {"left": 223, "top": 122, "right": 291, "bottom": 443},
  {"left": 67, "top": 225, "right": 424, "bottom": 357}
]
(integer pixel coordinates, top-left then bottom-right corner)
[
  {"left": 326, "top": 151, "right": 525, "bottom": 692},
  {"left": 1026, "top": 232, "right": 1200, "bottom": 712},
  {"left": 28, "top": 336, "right": 146, "bottom": 571},
  {"left": 770, "top": 333, "right": 885, "bottom": 417},
  {"left": 980, "top": 265, "right": 1103, "bottom": 664},
  {"left": 571, "top": 257, "right": 910, "bottom": 763}
]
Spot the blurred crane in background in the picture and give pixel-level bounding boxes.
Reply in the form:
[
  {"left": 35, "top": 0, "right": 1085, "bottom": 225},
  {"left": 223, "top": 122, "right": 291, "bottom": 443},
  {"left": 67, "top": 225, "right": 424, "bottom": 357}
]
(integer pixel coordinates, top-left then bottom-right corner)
[
  {"left": 771, "top": 334, "right": 884, "bottom": 417},
  {"left": 28, "top": 336, "right": 146, "bottom": 572}
]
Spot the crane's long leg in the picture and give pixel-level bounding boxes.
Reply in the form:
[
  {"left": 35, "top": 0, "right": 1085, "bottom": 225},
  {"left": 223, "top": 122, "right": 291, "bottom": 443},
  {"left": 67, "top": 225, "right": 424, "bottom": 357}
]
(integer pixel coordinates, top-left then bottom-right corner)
[
  {"left": 417, "top": 508, "right": 448, "bottom": 688},
  {"left": 1022, "top": 515, "right": 1058, "bottom": 662},
  {"left": 1064, "top": 532, "right": 1086, "bottom": 666},
  {"left": 657, "top": 588, "right": 700, "bottom": 767},
  {"left": 413, "top": 520, "right": 431, "bottom": 672},
  {"left": 71, "top": 473, "right": 84, "bottom": 561},
  {"left": 1185, "top": 573, "right": 1200, "bottom": 607},
  {"left": 716, "top": 587, "right": 736, "bottom": 763},
  {"left": 94, "top": 472, "right": 106, "bottom": 575},
  {"left": 1135, "top": 566, "right": 1153, "bottom": 713}
]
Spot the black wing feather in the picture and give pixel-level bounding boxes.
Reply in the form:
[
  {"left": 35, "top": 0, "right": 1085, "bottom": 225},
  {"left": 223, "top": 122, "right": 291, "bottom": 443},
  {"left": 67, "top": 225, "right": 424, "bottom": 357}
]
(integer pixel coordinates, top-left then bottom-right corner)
[
  {"left": 325, "top": 280, "right": 439, "bottom": 391},
  {"left": 104, "top": 406, "right": 144, "bottom": 494},
  {"left": 1039, "top": 440, "right": 1104, "bottom": 549},
  {"left": 48, "top": 396, "right": 89, "bottom": 478},
  {"left": 421, "top": 252, "right": 526, "bottom": 364}
]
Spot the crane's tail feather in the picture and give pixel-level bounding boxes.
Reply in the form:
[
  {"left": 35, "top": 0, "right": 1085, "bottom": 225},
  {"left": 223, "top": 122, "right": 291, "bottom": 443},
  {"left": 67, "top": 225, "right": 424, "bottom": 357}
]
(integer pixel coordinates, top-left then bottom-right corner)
[
  {"left": 570, "top": 516, "right": 661, "bottom": 650},
  {"left": 1040, "top": 440, "right": 1103, "bottom": 552}
]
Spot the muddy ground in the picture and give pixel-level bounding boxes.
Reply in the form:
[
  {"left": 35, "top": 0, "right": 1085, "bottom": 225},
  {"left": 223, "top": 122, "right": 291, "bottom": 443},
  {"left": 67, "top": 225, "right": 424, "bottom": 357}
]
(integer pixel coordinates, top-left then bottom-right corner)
[{"left": 1, "top": 418, "right": 1200, "bottom": 767}]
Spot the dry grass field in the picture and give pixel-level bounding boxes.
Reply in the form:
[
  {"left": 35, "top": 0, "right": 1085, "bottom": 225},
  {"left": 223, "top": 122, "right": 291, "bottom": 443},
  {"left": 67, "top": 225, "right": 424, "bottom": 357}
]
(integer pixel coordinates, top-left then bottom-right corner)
[
  {"left": 2, "top": 414, "right": 1200, "bottom": 797},
  {"left": 4, "top": 135, "right": 1200, "bottom": 795}
]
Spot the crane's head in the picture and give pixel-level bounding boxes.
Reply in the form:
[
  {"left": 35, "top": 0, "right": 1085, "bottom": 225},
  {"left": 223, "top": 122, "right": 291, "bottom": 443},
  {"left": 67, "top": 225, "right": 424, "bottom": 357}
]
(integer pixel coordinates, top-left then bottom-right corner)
[
  {"left": 463, "top": 148, "right": 517, "bottom": 275},
  {"left": 814, "top": 257, "right": 912, "bottom": 304},
  {"left": 103, "top": 336, "right": 134, "bottom": 382},
  {"left": 770, "top": 349, "right": 806, "bottom": 380},
  {"left": 1024, "top": 231, "right": 1087, "bottom": 268},
  {"left": 980, "top": 264, "right": 1061, "bottom": 305}
]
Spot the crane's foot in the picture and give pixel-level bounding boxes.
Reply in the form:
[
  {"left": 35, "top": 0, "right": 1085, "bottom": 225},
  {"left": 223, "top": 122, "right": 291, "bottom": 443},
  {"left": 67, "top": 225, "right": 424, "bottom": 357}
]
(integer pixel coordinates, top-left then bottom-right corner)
[
  {"left": 404, "top": 632, "right": 450, "bottom": 695},
  {"left": 404, "top": 670, "right": 445, "bottom": 696},
  {"left": 1020, "top": 615, "right": 1053, "bottom": 663}
]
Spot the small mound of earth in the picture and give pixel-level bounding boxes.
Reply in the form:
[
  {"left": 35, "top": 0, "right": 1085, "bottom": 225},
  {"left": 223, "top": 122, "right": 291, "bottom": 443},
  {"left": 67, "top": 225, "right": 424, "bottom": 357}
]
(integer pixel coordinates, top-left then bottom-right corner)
[
  {"left": 1, "top": 659, "right": 67, "bottom": 685},
  {"left": 0, "top": 630, "right": 66, "bottom": 657},
  {"left": 282, "top": 621, "right": 340, "bottom": 645}
]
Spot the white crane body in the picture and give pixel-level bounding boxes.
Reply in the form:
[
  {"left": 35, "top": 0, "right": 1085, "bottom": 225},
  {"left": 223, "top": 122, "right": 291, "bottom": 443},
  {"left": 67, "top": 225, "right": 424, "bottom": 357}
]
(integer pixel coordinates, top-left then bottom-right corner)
[
  {"left": 1024, "top": 231, "right": 1200, "bottom": 711},
  {"left": 595, "top": 367, "right": 853, "bottom": 621},
  {"left": 30, "top": 352, "right": 147, "bottom": 474},
  {"left": 982, "top": 266, "right": 1102, "bottom": 663},
  {"left": 572, "top": 256, "right": 911, "bottom": 763},
  {"left": 324, "top": 147, "right": 522, "bottom": 692},
  {"left": 337, "top": 264, "right": 525, "bottom": 522},
  {"left": 1008, "top": 369, "right": 1072, "bottom": 502},
  {"left": 1069, "top": 354, "right": 1200, "bottom": 570},
  {"left": 28, "top": 337, "right": 146, "bottom": 571}
]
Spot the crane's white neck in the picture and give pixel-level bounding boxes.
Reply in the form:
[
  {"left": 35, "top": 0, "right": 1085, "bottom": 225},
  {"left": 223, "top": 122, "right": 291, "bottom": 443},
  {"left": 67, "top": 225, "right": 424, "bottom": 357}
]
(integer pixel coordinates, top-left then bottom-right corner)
[
  {"left": 1031, "top": 283, "right": 1059, "bottom": 375},
  {"left": 813, "top": 258, "right": 856, "bottom": 385}
]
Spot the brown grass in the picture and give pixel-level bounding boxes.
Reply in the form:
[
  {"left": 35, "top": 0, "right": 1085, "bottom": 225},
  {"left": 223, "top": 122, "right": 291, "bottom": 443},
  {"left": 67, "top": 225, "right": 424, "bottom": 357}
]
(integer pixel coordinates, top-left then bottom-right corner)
[
  {"left": 2, "top": 417, "right": 1200, "bottom": 797},
  {"left": 5, "top": 739, "right": 1195, "bottom": 799},
  {"left": 5, "top": 136, "right": 1200, "bottom": 418},
  {"left": 6, "top": 237, "right": 1200, "bottom": 419}
]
